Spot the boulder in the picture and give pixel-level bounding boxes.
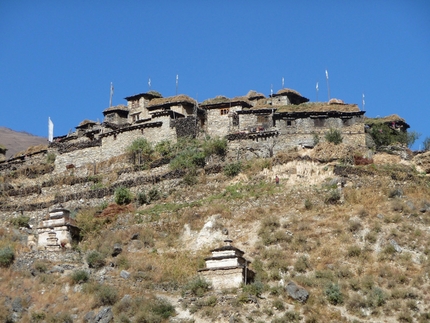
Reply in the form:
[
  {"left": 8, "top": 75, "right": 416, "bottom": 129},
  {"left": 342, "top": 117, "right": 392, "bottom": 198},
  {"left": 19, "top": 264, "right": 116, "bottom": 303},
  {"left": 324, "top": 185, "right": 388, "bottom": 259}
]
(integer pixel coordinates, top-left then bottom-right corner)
[
  {"left": 286, "top": 281, "right": 309, "bottom": 303},
  {"left": 93, "top": 307, "right": 113, "bottom": 323},
  {"left": 120, "top": 270, "right": 130, "bottom": 279},
  {"left": 112, "top": 243, "right": 122, "bottom": 257},
  {"left": 389, "top": 239, "right": 402, "bottom": 253}
]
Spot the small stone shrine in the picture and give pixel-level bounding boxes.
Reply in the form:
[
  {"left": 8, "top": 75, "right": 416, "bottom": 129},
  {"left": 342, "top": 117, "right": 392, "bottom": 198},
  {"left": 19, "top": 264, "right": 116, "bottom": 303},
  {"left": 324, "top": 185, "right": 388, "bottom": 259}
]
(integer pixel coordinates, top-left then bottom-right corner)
[
  {"left": 198, "top": 239, "right": 254, "bottom": 289},
  {"left": 37, "top": 205, "right": 80, "bottom": 250}
]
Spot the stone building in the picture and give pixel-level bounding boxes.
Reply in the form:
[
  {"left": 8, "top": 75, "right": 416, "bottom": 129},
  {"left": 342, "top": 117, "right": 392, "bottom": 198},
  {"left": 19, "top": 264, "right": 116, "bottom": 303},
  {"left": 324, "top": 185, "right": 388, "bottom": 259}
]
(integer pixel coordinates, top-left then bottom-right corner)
[
  {"left": 125, "top": 91, "right": 163, "bottom": 123},
  {"left": 37, "top": 205, "right": 80, "bottom": 250},
  {"left": 198, "top": 240, "right": 254, "bottom": 290},
  {"left": 46, "top": 86, "right": 373, "bottom": 172},
  {"left": 103, "top": 104, "right": 130, "bottom": 126}
]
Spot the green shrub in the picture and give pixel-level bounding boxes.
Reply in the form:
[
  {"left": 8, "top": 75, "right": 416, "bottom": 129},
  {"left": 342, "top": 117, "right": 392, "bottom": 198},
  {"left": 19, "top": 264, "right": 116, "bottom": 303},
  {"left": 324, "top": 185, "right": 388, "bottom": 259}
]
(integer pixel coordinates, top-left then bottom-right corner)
[
  {"left": 170, "top": 148, "right": 205, "bottom": 172},
  {"left": 347, "top": 245, "right": 362, "bottom": 258},
  {"left": 224, "top": 162, "right": 242, "bottom": 177},
  {"left": 272, "top": 298, "right": 285, "bottom": 311},
  {"left": 48, "top": 312, "right": 73, "bottom": 323},
  {"left": 148, "top": 187, "right": 161, "bottom": 201},
  {"left": 369, "top": 124, "right": 420, "bottom": 149},
  {"left": 324, "top": 189, "right": 341, "bottom": 204},
  {"left": 242, "top": 281, "right": 265, "bottom": 297},
  {"left": 154, "top": 140, "right": 173, "bottom": 158},
  {"left": 31, "top": 312, "right": 46, "bottom": 322},
  {"left": 33, "top": 261, "right": 48, "bottom": 273},
  {"left": 294, "top": 256, "right": 310, "bottom": 273},
  {"left": 149, "top": 298, "right": 175, "bottom": 319},
  {"left": 369, "top": 287, "right": 386, "bottom": 307},
  {"left": 46, "top": 152, "right": 56, "bottom": 164},
  {"left": 325, "top": 283, "right": 343, "bottom": 305},
  {"left": 183, "top": 173, "right": 198, "bottom": 186},
  {"left": 115, "top": 187, "right": 132, "bottom": 205},
  {"left": 86, "top": 251, "right": 105, "bottom": 269},
  {"left": 423, "top": 137, "right": 430, "bottom": 151},
  {"left": 203, "top": 137, "right": 227, "bottom": 157},
  {"left": 304, "top": 199, "right": 312, "bottom": 210},
  {"left": 272, "top": 311, "right": 301, "bottom": 323},
  {"left": 95, "top": 284, "right": 119, "bottom": 306},
  {"left": 325, "top": 128, "right": 343, "bottom": 145},
  {"left": 182, "top": 276, "right": 211, "bottom": 297},
  {"left": 125, "top": 296, "right": 175, "bottom": 323},
  {"left": 127, "top": 138, "right": 154, "bottom": 165},
  {"left": 10, "top": 215, "right": 30, "bottom": 228},
  {"left": 0, "top": 246, "right": 14, "bottom": 268},
  {"left": 137, "top": 191, "right": 149, "bottom": 205},
  {"left": 137, "top": 188, "right": 162, "bottom": 204},
  {"left": 312, "top": 132, "right": 320, "bottom": 146},
  {"left": 71, "top": 269, "right": 89, "bottom": 284}
]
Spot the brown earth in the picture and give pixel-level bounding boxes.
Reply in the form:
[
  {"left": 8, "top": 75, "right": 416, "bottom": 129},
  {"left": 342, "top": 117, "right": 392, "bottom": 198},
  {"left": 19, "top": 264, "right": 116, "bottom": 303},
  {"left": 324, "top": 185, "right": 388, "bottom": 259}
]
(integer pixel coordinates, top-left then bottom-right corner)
[{"left": 0, "top": 127, "right": 48, "bottom": 159}]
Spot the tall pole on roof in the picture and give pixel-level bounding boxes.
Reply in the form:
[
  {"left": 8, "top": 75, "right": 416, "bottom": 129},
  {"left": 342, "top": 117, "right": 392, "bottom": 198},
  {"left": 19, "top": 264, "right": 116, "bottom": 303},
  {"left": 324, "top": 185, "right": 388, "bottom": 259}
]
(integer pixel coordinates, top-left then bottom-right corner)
[
  {"left": 325, "top": 69, "right": 330, "bottom": 101},
  {"left": 148, "top": 77, "right": 151, "bottom": 91},
  {"left": 362, "top": 93, "right": 365, "bottom": 111},
  {"left": 176, "top": 74, "right": 178, "bottom": 95},
  {"left": 270, "top": 84, "right": 273, "bottom": 105},
  {"left": 282, "top": 77, "right": 284, "bottom": 89},
  {"left": 109, "top": 82, "right": 114, "bottom": 107}
]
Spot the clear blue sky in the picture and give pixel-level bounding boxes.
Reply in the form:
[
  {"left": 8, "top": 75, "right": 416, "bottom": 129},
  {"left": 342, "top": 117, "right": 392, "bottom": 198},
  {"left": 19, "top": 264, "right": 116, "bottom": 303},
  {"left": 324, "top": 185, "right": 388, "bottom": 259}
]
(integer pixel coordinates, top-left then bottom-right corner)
[{"left": 1, "top": 1, "right": 429, "bottom": 149}]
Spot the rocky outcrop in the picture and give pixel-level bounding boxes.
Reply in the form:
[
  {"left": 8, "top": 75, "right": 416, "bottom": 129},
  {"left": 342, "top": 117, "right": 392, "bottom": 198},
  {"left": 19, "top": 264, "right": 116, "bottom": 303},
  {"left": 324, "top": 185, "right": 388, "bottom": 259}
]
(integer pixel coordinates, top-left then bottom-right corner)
[{"left": 286, "top": 281, "right": 309, "bottom": 303}]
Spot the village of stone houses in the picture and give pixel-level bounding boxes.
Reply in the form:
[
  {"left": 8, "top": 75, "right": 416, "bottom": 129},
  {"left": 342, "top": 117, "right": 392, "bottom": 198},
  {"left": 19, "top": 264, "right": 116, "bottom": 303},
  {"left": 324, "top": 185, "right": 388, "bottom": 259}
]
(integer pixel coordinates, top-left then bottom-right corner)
[{"left": 1, "top": 86, "right": 430, "bottom": 323}]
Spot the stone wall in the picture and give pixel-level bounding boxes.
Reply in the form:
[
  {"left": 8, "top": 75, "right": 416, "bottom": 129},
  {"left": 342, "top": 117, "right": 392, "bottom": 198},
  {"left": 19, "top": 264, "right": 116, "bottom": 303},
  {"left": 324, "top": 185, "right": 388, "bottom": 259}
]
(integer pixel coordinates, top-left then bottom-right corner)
[
  {"left": 238, "top": 113, "right": 274, "bottom": 131},
  {"left": 54, "top": 118, "right": 175, "bottom": 175},
  {"left": 38, "top": 225, "right": 74, "bottom": 250},
  {"left": 206, "top": 109, "right": 230, "bottom": 137},
  {"left": 200, "top": 267, "right": 245, "bottom": 290},
  {"left": 172, "top": 116, "right": 198, "bottom": 138}
]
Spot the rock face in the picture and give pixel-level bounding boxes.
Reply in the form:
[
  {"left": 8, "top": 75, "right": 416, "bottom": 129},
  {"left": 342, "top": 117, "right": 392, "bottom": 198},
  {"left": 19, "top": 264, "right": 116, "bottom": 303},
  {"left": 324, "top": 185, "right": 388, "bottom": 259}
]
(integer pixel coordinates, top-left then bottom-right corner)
[
  {"left": 413, "top": 151, "right": 430, "bottom": 174},
  {"left": 286, "top": 281, "right": 309, "bottom": 303},
  {"left": 112, "top": 243, "right": 122, "bottom": 257},
  {"left": 92, "top": 307, "right": 113, "bottom": 323},
  {"left": 389, "top": 239, "right": 402, "bottom": 253}
]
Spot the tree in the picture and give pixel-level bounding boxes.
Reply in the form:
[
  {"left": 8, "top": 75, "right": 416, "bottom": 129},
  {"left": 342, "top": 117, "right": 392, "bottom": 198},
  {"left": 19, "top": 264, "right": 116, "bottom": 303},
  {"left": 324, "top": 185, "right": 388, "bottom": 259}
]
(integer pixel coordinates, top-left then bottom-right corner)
[
  {"left": 127, "top": 138, "right": 153, "bottom": 165},
  {"left": 423, "top": 137, "right": 430, "bottom": 151}
]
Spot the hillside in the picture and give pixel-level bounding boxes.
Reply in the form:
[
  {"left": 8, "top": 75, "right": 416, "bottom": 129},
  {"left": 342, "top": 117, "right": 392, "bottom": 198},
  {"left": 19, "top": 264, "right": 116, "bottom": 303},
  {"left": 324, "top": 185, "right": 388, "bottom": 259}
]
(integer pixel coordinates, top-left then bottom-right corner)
[
  {"left": 0, "top": 140, "right": 429, "bottom": 323},
  {"left": 0, "top": 127, "right": 47, "bottom": 159}
]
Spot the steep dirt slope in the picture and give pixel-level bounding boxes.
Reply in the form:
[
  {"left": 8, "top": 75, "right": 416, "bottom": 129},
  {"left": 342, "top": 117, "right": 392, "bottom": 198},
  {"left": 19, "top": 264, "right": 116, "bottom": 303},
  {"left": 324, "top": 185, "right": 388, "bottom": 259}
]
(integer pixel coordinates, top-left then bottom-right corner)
[{"left": 0, "top": 127, "right": 47, "bottom": 159}]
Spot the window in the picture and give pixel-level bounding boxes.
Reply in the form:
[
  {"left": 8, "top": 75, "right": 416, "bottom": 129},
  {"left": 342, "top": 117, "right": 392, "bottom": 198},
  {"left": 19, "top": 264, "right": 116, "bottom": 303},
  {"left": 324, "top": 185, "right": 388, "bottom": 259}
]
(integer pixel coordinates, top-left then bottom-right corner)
[
  {"left": 131, "top": 113, "right": 141, "bottom": 123},
  {"left": 220, "top": 108, "right": 230, "bottom": 115},
  {"left": 314, "top": 118, "right": 325, "bottom": 127},
  {"left": 132, "top": 100, "right": 139, "bottom": 109},
  {"left": 342, "top": 118, "right": 352, "bottom": 126},
  {"left": 286, "top": 120, "right": 292, "bottom": 126},
  {"left": 232, "top": 114, "right": 239, "bottom": 126}
]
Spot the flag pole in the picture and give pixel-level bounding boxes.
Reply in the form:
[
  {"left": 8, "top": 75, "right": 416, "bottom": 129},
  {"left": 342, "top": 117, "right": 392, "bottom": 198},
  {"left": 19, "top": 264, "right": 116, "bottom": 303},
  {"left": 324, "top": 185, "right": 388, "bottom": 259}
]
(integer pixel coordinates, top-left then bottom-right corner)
[
  {"left": 282, "top": 77, "right": 284, "bottom": 89},
  {"left": 176, "top": 74, "right": 178, "bottom": 95},
  {"left": 148, "top": 78, "right": 151, "bottom": 91},
  {"left": 109, "top": 82, "right": 114, "bottom": 107},
  {"left": 316, "top": 82, "right": 319, "bottom": 102},
  {"left": 325, "top": 70, "right": 330, "bottom": 101},
  {"left": 362, "top": 93, "right": 365, "bottom": 111}
]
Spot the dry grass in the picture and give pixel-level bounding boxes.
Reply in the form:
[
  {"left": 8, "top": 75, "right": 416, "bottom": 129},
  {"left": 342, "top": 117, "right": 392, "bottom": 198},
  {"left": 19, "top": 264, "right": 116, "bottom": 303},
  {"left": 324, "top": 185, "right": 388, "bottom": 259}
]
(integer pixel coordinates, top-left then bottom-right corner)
[{"left": 1, "top": 144, "right": 430, "bottom": 322}]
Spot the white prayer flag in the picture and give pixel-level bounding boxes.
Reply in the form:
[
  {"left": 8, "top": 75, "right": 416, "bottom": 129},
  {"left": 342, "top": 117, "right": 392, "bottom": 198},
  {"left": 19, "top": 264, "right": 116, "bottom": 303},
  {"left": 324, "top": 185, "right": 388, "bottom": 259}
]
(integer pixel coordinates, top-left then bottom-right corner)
[
  {"left": 148, "top": 78, "right": 151, "bottom": 88},
  {"left": 48, "top": 117, "right": 54, "bottom": 142},
  {"left": 316, "top": 82, "right": 319, "bottom": 91},
  {"left": 325, "top": 70, "right": 329, "bottom": 79}
]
